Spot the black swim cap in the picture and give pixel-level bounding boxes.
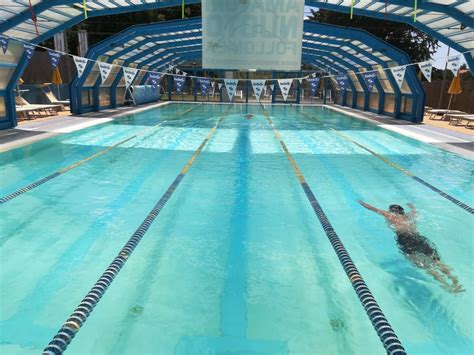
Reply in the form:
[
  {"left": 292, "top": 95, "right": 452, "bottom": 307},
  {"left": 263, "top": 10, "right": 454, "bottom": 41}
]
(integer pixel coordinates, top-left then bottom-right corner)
[{"left": 389, "top": 205, "right": 405, "bottom": 215}]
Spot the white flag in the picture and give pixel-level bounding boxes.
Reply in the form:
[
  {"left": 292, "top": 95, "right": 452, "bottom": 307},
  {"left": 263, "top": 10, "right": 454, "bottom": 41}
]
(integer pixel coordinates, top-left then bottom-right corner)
[
  {"left": 251, "top": 80, "right": 266, "bottom": 101},
  {"left": 123, "top": 67, "right": 139, "bottom": 88},
  {"left": 297, "top": 78, "right": 303, "bottom": 85},
  {"left": 73, "top": 56, "right": 88, "bottom": 78},
  {"left": 224, "top": 79, "right": 239, "bottom": 101},
  {"left": 390, "top": 66, "right": 407, "bottom": 89},
  {"left": 418, "top": 60, "right": 434, "bottom": 82},
  {"left": 447, "top": 55, "right": 462, "bottom": 77},
  {"left": 218, "top": 83, "right": 223, "bottom": 90},
  {"left": 269, "top": 84, "right": 275, "bottom": 91},
  {"left": 278, "top": 79, "right": 293, "bottom": 101},
  {"left": 98, "top": 62, "right": 114, "bottom": 83}
]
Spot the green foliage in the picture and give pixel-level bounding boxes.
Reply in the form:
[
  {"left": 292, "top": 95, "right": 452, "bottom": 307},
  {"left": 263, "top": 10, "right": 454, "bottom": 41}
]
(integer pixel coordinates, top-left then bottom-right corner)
[{"left": 308, "top": 9, "right": 439, "bottom": 63}]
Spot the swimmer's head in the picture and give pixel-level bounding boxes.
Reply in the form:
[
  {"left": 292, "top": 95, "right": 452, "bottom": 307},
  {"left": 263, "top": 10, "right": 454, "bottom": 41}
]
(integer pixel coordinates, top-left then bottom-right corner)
[{"left": 389, "top": 204, "right": 405, "bottom": 215}]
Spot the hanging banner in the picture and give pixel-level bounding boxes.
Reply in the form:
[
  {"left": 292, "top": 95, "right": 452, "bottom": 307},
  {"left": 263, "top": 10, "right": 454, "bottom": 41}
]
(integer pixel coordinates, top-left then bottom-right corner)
[
  {"left": 224, "top": 79, "right": 239, "bottom": 100},
  {"left": 390, "top": 66, "right": 407, "bottom": 89},
  {"left": 0, "top": 34, "right": 9, "bottom": 54},
  {"left": 73, "top": 56, "right": 88, "bottom": 78},
  {"left": 148, "top": 72, "right": 162, "bottom": 90},
  {"left": 199, "top": 78, "right": 212, "bottom": 96},
  {"left": 308, "top": 78, "right": 320, "bottom": 96},
  {"left": 23, "top": 43, "right": 35, "bottom": 61},
  {"left": 278, "top": 79, "right": 292, "bottom": 101},
  {"left": 336, "top": 75, "right": 349, "bottom": 91},
  {"left": 362, "top": 72, "right": 378, "bottom": 92},
  {"left": 98, "top": 62, "right": 114, "bottom": 83},
  {"left": 251, "top": 79, "right": 266, "bottom": 101},
  {"left": 418, "top": 60, "right": 434, "bottom": 82},
  {"left": 174, "top": 75, "right": 187, "bottom": 94},
  {"left": 48, "top": 50, "right": 62, "bottom": 69},
  {"left": 202, "top": 0, "right": 305, "bottom": 70},
  {"left": 123, "top": 67, "right": 139, "bottom": 88},
  {"left": 447, "top": 55, "right": 462, "bottom": 77}
]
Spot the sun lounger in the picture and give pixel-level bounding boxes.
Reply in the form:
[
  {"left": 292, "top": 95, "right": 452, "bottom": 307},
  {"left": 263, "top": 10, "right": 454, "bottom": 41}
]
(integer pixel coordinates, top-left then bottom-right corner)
[
  {"left": 42, "top": 89, "right": 70, "bottom": 108},
  {"left": 446, "top": 113, "right": 474, "bottom": 128},
  {"left": 426, "top": 109, "right": 464, "bottom": 121},
  {"left": 15, "top": 96, "right": 63, "bottom": 120}
]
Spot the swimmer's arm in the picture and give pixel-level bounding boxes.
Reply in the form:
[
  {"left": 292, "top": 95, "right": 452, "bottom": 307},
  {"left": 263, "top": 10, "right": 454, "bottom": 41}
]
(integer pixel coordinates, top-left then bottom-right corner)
[
  {"left": 407, "top": 203, "right": 417, "bottom": 217},
  {"left": 357, "top": 200, "right": 389, "bottom": 217}
]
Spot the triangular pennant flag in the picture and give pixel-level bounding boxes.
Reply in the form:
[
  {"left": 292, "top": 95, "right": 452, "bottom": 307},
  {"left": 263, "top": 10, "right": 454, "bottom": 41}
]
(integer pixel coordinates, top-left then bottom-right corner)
[
  {"left": 362, "top": 71, "right": 378, "bottom": 92},
  {"left": 418, "top": 60, "right": 434, "bottom": 82},
  {"left": 336, "top": 75, "right": 349, "bottom": 91},
  {"left": 148, "top": 72, "right": 162, "bottom": 90},
  {"left": 224, "top": 79, "right": 239, "bottom": 101},
  {"left": 218, "top": 83, "right": 223, "bottom": 90},
  {"left": 278, "top": 79, "right": 292, "bottom": 101},
  {"left": 297, "top": 78, "right": 303, "bottom": 85},
  {"left": 251, "top": 79, "right": 266, "bottom": 101},
  {"left": 173, "top": 75, "right": 186, "bottom": 94},
  {"left": 269, "top": 84, "right": 275, "bottom": 91},
  {"left": 48, "top": 50, "right": 62, "bottom": 69},
  {"left": 98, "top": 62, "right": 114, "bottom": 83},
  {"left": 308, "top": 78, "right": 320, "bottom": 96},
  {"left": 390, "top": 66, "right": 407, "bottom": 89},
  {"left": 23, "top": 43, "right": 35, "bottom": 61},
  {"left": 199, "top": 78, "right": 212, "bottom": 96},
  {"left": 175, "top": 68, "right": 179, "bottom": 74},
  {"left": 123, "top": 67, "right": 139, "bottom": 88},
  {"left": 0, "top": 34, "right": 9, "bottom": 54},
  {"left": 311, "top": 73, "right": 317, "bottom": 78},
  {"left": 447, "top": 55, "right": 462, "bottom": 77},
  {"left": 73, "top": 56, "right": 88, "bottom": 78}
]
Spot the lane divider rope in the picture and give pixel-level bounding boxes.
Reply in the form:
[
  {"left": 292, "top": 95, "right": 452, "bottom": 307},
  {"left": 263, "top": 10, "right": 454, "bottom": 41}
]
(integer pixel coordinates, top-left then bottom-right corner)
[
  {"left": 0, "top": 104, "right": 202, "bottom": 206},
  {"left": 260, "top": 104, "right": 406, "bottom": 355},
  {"left": 296, "top": 106, "right": 474, "bottom": 214},
  {"left": 42, "top": 105, "right": 232, "bottom": 355}
]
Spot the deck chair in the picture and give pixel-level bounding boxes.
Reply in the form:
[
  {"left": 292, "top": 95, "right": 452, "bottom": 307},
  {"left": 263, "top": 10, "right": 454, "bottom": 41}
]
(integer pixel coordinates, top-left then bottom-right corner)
[
  {"left": 446, "top": 113, "right": 474, "bottom": 127},
  {"left": 426, "top": 109, "right": 464, "bottom": 121},
  {"left": 15, "top": 96, "right": 62, "bottom": 120},
  {"left": 42, "top": 88, "right": 70, "bottom": 108}
]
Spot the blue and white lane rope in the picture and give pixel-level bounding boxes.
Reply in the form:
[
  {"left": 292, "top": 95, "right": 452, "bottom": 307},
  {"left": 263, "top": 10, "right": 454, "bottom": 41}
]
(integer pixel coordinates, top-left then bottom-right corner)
[
  {"left": 296, "top": 106, "right": 473, "bottom": 214},
  {"left": 42, "top": 105, "right": 232, "bottom": 355},
  {"left": 261, "top": 105, "right": 406, "bottom": 355},
  {"left": 0, "top": 104, "right": 202, "bottom": 206}
]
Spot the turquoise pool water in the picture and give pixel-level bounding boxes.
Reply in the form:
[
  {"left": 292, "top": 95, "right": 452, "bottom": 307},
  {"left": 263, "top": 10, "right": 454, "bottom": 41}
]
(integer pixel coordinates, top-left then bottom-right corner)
[{"left": 0, "top": 103, "right": 472, "bottom": 354}]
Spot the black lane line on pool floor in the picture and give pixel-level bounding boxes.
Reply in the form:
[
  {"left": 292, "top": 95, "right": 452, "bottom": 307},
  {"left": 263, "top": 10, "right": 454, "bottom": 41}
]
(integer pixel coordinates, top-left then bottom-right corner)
[
  {"left": 0, "top": 104, "right": 203, "bottom": 206},
  {"left": 260, "top": 104, "right": 406, "bottom": 355},
  {"left": 295, "top": 106, "right": 474, "bottom": 215},
  {"left": 42, "top": 105, "right": 232, "bottom": 355}
]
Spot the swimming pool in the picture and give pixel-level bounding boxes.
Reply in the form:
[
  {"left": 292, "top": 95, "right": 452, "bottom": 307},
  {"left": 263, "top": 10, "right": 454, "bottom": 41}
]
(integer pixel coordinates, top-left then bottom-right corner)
[{"left": 0, "top": 103, "right": 472, "bottom": 354}]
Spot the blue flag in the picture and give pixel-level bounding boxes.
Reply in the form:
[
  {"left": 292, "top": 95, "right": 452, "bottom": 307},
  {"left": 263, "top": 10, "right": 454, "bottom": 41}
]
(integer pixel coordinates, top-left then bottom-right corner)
[
  {"left": 336, "top": 75, "right": 349, "bottom": 91},
  {"left": 362, "top": 72, "right": 378, "bottom": 92},
  {"left": 48, "top": 50, "right": 62, "bottom": 69},
  {"left": 148, "top": 72, "right": 161, "bottom": 90},
  {"left": 174, "top": 75, "right": 186, "bottom": 94},
  {"left": 0, "top": 34, "right": 9, "bottom": 54},
  {"left": 199, "top": 78, "right": 211, "bottom": 96},
  {"left": 23, "top": 43, "right": 35, "bottom": 61},
  {"left": 308, "top": 78, "right": 320, "bottom": 96}
]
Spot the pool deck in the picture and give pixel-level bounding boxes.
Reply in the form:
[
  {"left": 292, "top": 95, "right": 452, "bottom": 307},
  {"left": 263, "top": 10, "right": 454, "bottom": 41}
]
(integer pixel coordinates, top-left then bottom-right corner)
[{"left": 0, "top": 102, "right": 473, "bottom": 160}]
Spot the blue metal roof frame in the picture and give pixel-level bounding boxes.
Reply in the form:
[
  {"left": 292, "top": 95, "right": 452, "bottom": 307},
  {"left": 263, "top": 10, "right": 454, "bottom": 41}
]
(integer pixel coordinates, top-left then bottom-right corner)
[
  {"left": 1, "top": 0, "right": 467, "bottom": 127},
  {"left": 68, "top": 18, "right": 423, "bottom": 121}
]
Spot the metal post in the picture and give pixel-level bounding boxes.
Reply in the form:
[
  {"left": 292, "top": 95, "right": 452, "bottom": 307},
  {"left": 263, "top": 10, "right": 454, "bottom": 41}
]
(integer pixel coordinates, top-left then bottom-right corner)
[{"left": 437, "top": 46, "right": 451, "bottom": 109}]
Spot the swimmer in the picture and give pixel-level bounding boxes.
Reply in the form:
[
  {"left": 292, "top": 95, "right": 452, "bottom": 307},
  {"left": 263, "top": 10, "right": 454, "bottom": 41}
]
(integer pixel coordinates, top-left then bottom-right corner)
[
  {"left": 357, "top": 200, "right": 464, "bottom": 293},
  {"left": 243, "top": 114, "right": 253, "bottom": 120}
]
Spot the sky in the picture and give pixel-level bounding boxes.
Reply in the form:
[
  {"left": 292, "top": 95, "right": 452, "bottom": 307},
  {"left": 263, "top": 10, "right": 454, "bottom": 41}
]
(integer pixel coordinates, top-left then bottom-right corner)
[{"left": 303, "top": 6, "right": 466, "bottom": 69}]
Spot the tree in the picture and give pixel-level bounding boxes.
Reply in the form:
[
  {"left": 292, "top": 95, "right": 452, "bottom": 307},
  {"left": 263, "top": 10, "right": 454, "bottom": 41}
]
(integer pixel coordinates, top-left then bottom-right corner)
[{"left": 308, "top": 9, "right": 439, "bottom": 63}]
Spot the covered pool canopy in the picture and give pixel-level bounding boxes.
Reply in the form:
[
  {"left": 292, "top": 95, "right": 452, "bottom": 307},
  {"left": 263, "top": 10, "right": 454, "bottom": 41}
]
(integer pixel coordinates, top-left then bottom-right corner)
[{"left": 0, "top": 0, "right": 473, "bottom": 128}]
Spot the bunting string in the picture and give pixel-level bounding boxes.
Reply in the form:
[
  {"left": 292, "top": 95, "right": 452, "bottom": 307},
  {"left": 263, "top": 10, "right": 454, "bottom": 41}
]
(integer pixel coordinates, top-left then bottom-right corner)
[
  {"left": 5, "top": 34, "right": 473, "bottom": 85},
  {"left": 83, "top": 0, "right": 88, "bottom": 20},
  {"left": 28, "top": 0, "right": 39, "bottom": 36}
]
